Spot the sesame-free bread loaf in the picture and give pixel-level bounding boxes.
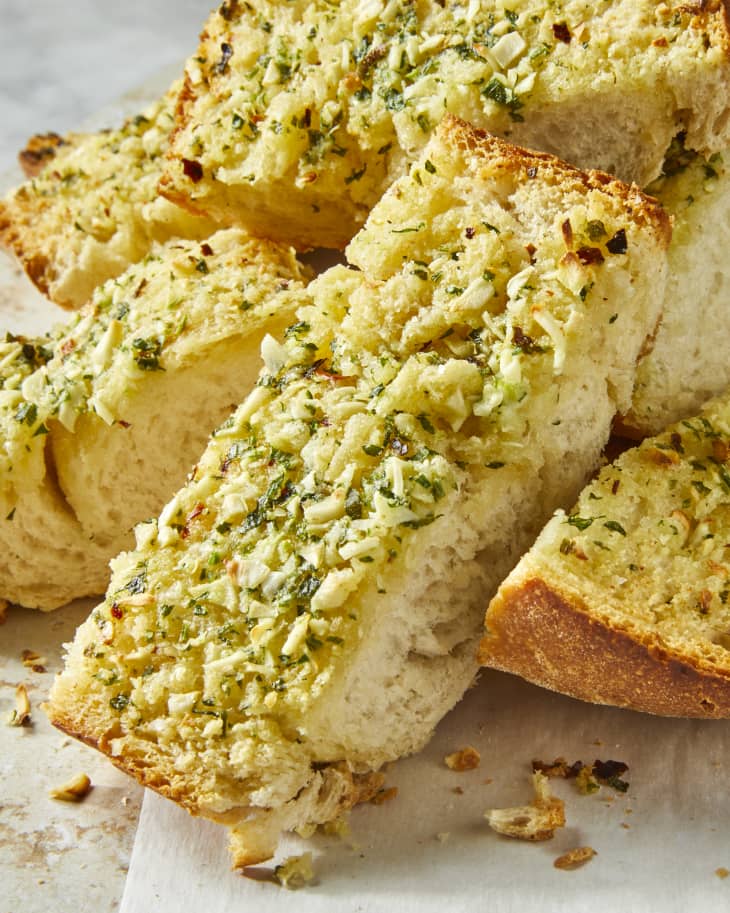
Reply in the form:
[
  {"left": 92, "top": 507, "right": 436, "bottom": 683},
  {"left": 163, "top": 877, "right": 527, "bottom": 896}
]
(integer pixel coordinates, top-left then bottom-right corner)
[
  {"left": 0, "top": 229, "right": 310, "bottom": 610},
  {"left": 481, "top": 393, "right": 730, "bottom": 717},
  {"left": 48, "top": 119, "right": 670, "bottom": 866},
  {"left": 621, "top": 139, "right": 730, "bottom": 437},
  {"left": 0, "top": 82, "right": 217, "bottom": 309},
  {"left": 160, "top": 0, "right": 730, "bottom": 249}
]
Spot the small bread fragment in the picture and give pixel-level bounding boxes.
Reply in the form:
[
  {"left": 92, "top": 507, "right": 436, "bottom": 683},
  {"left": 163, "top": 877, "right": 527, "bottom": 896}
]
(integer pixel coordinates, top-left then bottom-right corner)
[
  {"left": 7, "top": 684, "right": 31, "bottom": 727},
  {"left": 161, "top": 0, "right": 730, "bottom": 248},
  {"left": 0, "top": 82, "right": 217, "bottom": 309},
  {"left": 554, "top": 846, "right": 597, "bottom": 870},
  {"left": 48, "top": 119, "right": 670, "bottom": 865},
  {"left": 444, "top": 747, "right": 481, "bottom": 772},
  {"left": 485, "top": 772, "right": 566, "bottom": 841},
  {"left": 482, "top": 393, "right": 730, "bottom": 717},
  {"left": 622, "top": 139, "right": 730, "bottom": 437},
  {"left": 0, "top": 229, "right": 310, "bottom": 610},
  {"left": 49, "top": 772, "right": 93, "bottom": 802},
  {"left": 273, "top": 853, "right": 315, "bottom": 889}
]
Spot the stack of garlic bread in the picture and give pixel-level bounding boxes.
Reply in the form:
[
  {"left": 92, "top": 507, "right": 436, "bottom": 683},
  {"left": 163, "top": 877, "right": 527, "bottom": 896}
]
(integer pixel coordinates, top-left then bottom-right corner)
[
  {"left": 161, "top": 0, "right": 730, "bottom": 247},
  {"left": 0, "top": 0, "right": 725, "bottom": 873},
  {"left": 0, "top": 230, "right": 310, "bottom": 609},
  {"left": 47, "top": 119, "right": 671, "bottom": 865}
]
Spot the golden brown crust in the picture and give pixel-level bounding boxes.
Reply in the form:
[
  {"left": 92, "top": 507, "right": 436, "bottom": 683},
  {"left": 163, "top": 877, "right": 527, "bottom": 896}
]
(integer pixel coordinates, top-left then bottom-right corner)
[
  {"left": 49, "top": 702, "right": 385, "bottom": 853},
  {"left": 0, "top": 201, "right": 55, "bottom": 299},
  {"left": 481, "top": 577, "right": 730, "bottom": 718},
  {"left": 18, "top": 132, "right": 65, "bottom": 178},
  {"left": 441, "top": 117, "right": 673, "bottom": 249}
]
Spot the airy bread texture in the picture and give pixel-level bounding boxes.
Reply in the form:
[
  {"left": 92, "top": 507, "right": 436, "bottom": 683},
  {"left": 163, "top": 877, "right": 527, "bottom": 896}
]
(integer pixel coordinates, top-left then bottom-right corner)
[
  {"left": 481, "top": 393, "right": 730, "bottom": 717},
  {"left": 160, "top": 0, "right": 730, "bottom": 249},
  {"left": 0, "top": 229, "right": 309, "bottom": 609},
  {"left": 48, "top": 119, "right": 670, "bottom": 866},
  {"left": 621, "top": 139, "right": 730, "bottom": 437},
  {"left": 0, "top": 83, "right": 217, "bottom": 309}
]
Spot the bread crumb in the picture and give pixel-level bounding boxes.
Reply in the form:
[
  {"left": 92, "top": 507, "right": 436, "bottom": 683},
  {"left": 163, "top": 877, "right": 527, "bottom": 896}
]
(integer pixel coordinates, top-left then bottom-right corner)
[
  {"left": 485, "top": 772, "right": 566, "bottom": 841},
  {"left": 483, "top": 777, "right": 493, "bottom": 785},
  {"left": 370, "top": 786, "right": 398, "bottom": 805},
  {"left": 621, "top": 823, "right": 631, "bottom": 829},
  {"left": 532, "top": 757, "right": 629, "bottom": 793},
  {"left": 554, "top": 846, "right": 597, "bottom": 870},
  {"left": 21, "top": 649, "right": 46, "bottom": 672},
  {"left": 50, "top": 772, "right": 93, "bottom": 802},
  {"left": 274, "top": 853, "right": 315, "bottom": 890},
  {"left": 7, "top": 683, "right": 31, "bottom": 727},
  {"left": 715, "top": 867, "right": 729, "bottom": 879},
  {"left": 445, "top": 746, "right": 481, "bottom": 771},
  {"left": 452, "top": 786, "right": 464, "bottom": 795},
  {"left": 436, "top": 832, "right": 450, "bottom": 843},
  {"left": 319, "top": 815, "right": 351, "bottom": 839}
]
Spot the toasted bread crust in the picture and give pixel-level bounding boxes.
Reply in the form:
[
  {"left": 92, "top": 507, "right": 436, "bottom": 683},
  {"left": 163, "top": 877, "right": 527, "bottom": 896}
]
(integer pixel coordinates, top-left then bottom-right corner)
[
  {"left": 49, "top": 702, "right": 385, "bottom": 869},
  {"left": 18, "top": 132, "right": 65, "bottom": 178},
  {"left": 438, "top": 118, "right": 673, "bottom": 248},
  {"left": 481, "top": 577, "right": 730, "bottom": 718}
]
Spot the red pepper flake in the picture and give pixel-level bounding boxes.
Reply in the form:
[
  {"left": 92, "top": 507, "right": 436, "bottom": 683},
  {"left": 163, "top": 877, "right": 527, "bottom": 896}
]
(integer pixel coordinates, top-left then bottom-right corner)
[
  {"left": 577, "top": 246, "right": 605, "bottom": 266},
  {"left": 200, "top": 243, "right": 214, "bottom": 257},
  {"left": 553, "top": 22, "right": 572, "bottom": 43},
  {"left": 561, "top": 219, "right": 573, "bottom": 248},
  {"left": 59, "top": 339, "right": 76, "bottom": 357},
  {"left": 465, "top": 226, "right": 475, "bottom": 239},
  {"left": 313, "top": 363, "right": 357, "bottom": 384},
  {"left": 116, "top": 420, "right": 131, "bottom": 429},
  {"left": 525, "top": 243, "right": 537, "bottom": 263},
  {"left": 698, "top": 590, "right": 713, "bottom": 614},
  {"left": 611, "top": 479, "right": 620, "bottom": 495},
  {"left": 111, "top": 604, "right": 123, "bottom": 619},
  {"left": 187, "top": 503, "right": 205, "bottom": 523},
  {"left": 182, "top": 159, "right": 204, "bottom": 183}
]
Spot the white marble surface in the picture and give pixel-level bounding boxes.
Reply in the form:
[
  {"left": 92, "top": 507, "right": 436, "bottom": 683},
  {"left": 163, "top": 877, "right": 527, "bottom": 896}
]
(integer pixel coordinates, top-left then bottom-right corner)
[
  {"left": 0, "top": 0, "right": 214, "bottom": 173},
  {"left": 0, "top": 4, "right": 213, "bottom": 912}
]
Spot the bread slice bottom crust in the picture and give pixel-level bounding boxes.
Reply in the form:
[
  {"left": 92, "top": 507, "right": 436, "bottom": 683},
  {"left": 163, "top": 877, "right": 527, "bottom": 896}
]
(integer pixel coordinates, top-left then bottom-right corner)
[{"left": 482, "top": 576, "right": 730, "bottom": 718}]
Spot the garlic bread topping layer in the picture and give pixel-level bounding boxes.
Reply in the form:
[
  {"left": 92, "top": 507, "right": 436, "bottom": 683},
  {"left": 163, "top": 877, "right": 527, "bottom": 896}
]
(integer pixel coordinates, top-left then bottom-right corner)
[
  {"left": 162, "top": 0, "right": 730, "bottom": 247},
  {"left": 0, "top": 83, "right": 218, "bottom": 308},
  {"left": 49, "top": 121, "right": 670, "bottom": 863}
]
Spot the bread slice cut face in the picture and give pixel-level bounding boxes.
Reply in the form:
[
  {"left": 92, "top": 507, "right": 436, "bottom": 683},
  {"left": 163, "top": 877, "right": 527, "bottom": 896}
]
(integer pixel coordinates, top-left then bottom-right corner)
[
  {"left": 621, "top": 139, "right": 730, "bottom": 437},
  {"left": 481, "top": 392, "right": 730, "bottom": 718},
  {"left": 0, "top": 82, "right": 218, "bottom": 309},
  {"left": 160, "top": 0, "right": 730, "bottom": 248},
  {"left": 0, "top": 229, "right": 310, "bottom": 609},
  {"left": 48, "top": 118, "right": 670, "bottom": 866}
]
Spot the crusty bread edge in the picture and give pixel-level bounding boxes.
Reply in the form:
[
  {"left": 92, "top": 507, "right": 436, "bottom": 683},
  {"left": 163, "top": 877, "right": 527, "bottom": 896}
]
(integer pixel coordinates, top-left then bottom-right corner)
[
  {"left": 480, "top": 575, "right": 730, "bottom": 718},
  {"left": 46, "top": 699, "right": 385, "bottom": 866},
  {"left": 431, "top": 117, "right": 673, "bottom": 246},
  {"left": 0, "top": 201, "right": 58, "bottom": 303}
]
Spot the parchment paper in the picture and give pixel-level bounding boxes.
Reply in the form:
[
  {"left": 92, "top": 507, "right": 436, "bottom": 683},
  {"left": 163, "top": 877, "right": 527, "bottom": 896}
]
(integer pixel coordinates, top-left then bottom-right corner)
[{"left": 121, "top": 669, "right": 730, "bottom": 913}]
